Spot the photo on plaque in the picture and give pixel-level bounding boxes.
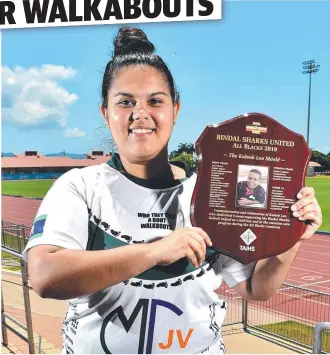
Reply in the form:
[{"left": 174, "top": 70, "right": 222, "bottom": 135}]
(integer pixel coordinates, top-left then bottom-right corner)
[{"left": 235, "top": 164, "right": 269, "bottom": 209}]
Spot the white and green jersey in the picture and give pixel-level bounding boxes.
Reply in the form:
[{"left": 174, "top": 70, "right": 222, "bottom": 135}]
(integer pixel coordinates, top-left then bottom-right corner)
[{"left": 23, "top": 157, "right": 254, "bottom": 354}]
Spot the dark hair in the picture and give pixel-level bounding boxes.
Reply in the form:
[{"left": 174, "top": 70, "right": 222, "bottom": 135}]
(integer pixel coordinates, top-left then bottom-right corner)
[
  {"left": 249, "top": 169, "right": 262, "bottom": 177},
  {"left": 101, "top": 27, "right": 179, "bottom": 107}
]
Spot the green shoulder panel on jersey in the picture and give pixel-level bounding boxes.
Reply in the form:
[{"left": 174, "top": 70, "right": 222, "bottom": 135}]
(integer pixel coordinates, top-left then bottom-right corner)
[{"left": 87, "top": 221, "right": 218, "bottom": 281}]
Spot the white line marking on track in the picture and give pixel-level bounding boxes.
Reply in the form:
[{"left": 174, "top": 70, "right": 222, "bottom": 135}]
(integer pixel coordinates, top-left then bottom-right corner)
[
  {"left": 231, "top": 287, "right": 330, "bottom": 307},
  {"left": 284, "top": 273, "right": 330, "bottom": 284},
  {"left": 291, "top": 268, "right": 330, "bottom": 274},
  {"left": 300, "top": 243, "right": 330, "bottom": 249},
  {"left": 290, "top": 267, "right": 330, "bottom": 277},
  {"left": 300, "top": 275, "right": 323, "bottom": 280},
  {"left": 280, "top": 279, "right": 330, "bottom": 289},
  {"left": 296, "top": 257, "right": 330, "bottom": 265},
  {"left": 285, "top": 280, "right": 330, "bottom": 292},
  {"left": 309, "top": 237, "right": 330, "bottom": 242},
  {"left": 288, "top": 271, "right": 318, "bottom": 277},
  {"left": 299, "top": 249, "right": 330, "bottom": 257},
  {"left": 275, "top": 290, "right": 330, "bottom": 307}
]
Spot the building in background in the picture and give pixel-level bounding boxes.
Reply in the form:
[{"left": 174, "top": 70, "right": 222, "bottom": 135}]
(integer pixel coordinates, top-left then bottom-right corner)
[
  {"left": 307, "top": 161, "right": 322, "bottom": 177},
  {"left": 1, "top": 151, "right": 111, "bottom": 180}
]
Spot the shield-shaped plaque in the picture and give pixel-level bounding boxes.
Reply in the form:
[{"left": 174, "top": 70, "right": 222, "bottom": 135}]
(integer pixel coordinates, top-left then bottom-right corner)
[{"left": 191, "top": 113, "right": 311, "bottom": 264}]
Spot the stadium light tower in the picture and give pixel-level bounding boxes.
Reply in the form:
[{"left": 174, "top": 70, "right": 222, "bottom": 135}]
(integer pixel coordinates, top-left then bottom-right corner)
[{"left": 302, "top": 60, "right": 320, "bottom": 147}]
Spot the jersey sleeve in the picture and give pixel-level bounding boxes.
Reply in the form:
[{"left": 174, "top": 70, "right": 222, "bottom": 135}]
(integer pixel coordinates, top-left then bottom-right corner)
[
  {"left": 236, "top": 181, "right": 243, "bottom": 203},
  {"left": 22, "top": 169, "right": 89, "bottom": 262},
  {"left": 255, "top": 185, "right": 266, "bottom": 203},
  {"left": 222, "top": 256, "right": 255, "bottom": 288}
]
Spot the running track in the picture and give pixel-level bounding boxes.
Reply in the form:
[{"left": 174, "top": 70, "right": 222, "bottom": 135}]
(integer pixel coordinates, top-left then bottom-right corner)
[{"left": 2, "top": 195, "right": 330, "bottom": 324}]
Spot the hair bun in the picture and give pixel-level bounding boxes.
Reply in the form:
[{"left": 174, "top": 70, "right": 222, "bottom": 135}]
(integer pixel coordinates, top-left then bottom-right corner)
[{"left": 114, "top": 27, "right": 155, "bottom": 56}]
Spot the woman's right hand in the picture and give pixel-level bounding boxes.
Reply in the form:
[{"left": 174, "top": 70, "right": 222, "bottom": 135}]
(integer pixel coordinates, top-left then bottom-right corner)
[{"left": 151, "top": 227, "right": 212, "bottom": 268}]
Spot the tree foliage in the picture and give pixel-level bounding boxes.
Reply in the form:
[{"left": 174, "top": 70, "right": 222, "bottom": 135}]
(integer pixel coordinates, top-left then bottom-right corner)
[
  {"left": 170, "top": 142, "right": 198, "bottom": 173},
  {"left": 311, "top": 149, "right": 330, "bottom": 171}
]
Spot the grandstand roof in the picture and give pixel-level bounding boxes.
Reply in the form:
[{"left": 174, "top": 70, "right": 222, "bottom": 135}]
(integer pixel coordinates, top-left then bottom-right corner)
[
  {"left": 309, "top": 161, "right": 322, "bottom": 167},
  {"left": 2, "top": 151, "right": 111, "bottom": 169}
]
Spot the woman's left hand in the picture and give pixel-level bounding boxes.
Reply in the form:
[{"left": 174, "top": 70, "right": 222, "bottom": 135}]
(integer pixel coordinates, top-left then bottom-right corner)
[{"left": 291, "top": 187, "right": 322, "bottom": 241}]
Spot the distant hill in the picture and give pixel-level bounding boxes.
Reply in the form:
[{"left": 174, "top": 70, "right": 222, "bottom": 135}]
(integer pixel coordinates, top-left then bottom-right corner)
[{"left": 45, "top": 152, "right": 87, "bottom": 159}]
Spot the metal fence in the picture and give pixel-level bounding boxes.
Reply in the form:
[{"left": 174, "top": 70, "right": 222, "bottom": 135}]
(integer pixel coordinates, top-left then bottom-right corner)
[
  {"left": 1, "top": 247, "right": 35, "bottom": 353},
  {"left": 313, "top": 323, "right": 330, "bottom": 354},
  {"left": 1, "top": 221, "right": 29, "bottom": 270},
  {"left": 207, "top": 249, "right": 330, "bottom": 353},
  {"left": 1, "top": 223, "right": 330, "bottom": 353},
  {"left": 246, "top": 284, "right": 330, "bottom": 353},
  {"left": 1, "top": 221, "right": 28, "bottom": 250}
]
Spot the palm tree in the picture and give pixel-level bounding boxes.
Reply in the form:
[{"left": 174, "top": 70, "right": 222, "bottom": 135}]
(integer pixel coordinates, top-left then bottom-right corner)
[
  {"left": 186, "top": 143, "right": 196, "bottom": 155},
  {"left": 177, "top": 143, "right": 189, "bottom": 154},
  {"left": 177, "top": 143, "right": 196, "bottom": 155},
  {"left": 169, "top": 150, "right": 178, "bottom": 159}
]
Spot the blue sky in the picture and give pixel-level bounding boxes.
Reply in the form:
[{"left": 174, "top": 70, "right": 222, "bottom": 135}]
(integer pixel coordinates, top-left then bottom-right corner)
[{"left": 1, "top": 1, "right": 330, "bottom": 155}]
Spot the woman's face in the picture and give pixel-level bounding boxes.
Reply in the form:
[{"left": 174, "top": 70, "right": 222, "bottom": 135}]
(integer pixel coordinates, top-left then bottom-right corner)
[{"left": 101, "top": 65, "right": 180, "bottom": 163}]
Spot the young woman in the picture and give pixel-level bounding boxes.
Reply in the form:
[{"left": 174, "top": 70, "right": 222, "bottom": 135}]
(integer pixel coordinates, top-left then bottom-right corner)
[{"left": 23, "top": 27, "right": 322, "bottom": 354}]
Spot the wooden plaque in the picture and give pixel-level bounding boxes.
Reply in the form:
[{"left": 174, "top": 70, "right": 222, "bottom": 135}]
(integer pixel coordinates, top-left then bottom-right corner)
[{"left": 191, "top": 113, "right": 311, "bottom": 264}]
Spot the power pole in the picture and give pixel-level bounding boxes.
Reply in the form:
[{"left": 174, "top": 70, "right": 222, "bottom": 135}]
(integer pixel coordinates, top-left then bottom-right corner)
[{"left": 302, "top": 60, "right": 320, "bottom": 147}]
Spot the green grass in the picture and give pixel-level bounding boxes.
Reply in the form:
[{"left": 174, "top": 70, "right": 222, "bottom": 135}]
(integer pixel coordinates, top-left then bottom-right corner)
[
  {"left": 1, "top": 251, "right": 21, "bottom": 269},
  {"left": 2, "top": 232, "right": 27, "bottom": 251},
  {"left": 258, "top": 321, "right": 330, "bottom": 352},
  {"left": 1, "top": 179, "right": 55, "bottom": 198},
  {"left": 306, "top": 176, "right": 330, "bottom": 231},
  {"left": 1, "top": 233, "right": 25, "bottom": 271},
  {"left": 2, "top": 265, "right": 21, "bottom": 272}
]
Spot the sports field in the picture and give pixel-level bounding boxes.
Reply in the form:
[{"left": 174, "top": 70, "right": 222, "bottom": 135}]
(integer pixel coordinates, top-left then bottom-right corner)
[
  {"left": 2, "top": 176, "right": 329, "bottom": 229},
  {"left": 1, "top": 179, "right": 54, "bottom": 198},
  {"left": 306, "top": 176, "right": 330, "bottom": 231}
]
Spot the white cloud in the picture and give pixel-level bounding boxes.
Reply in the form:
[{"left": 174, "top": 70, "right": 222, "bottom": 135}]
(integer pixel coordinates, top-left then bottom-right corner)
[
  {"left": 64, "top": 128, "right": 85, "bottom": 138},
  {"left": 2, "top": 65, "right": 78, "bottom": 129}
]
